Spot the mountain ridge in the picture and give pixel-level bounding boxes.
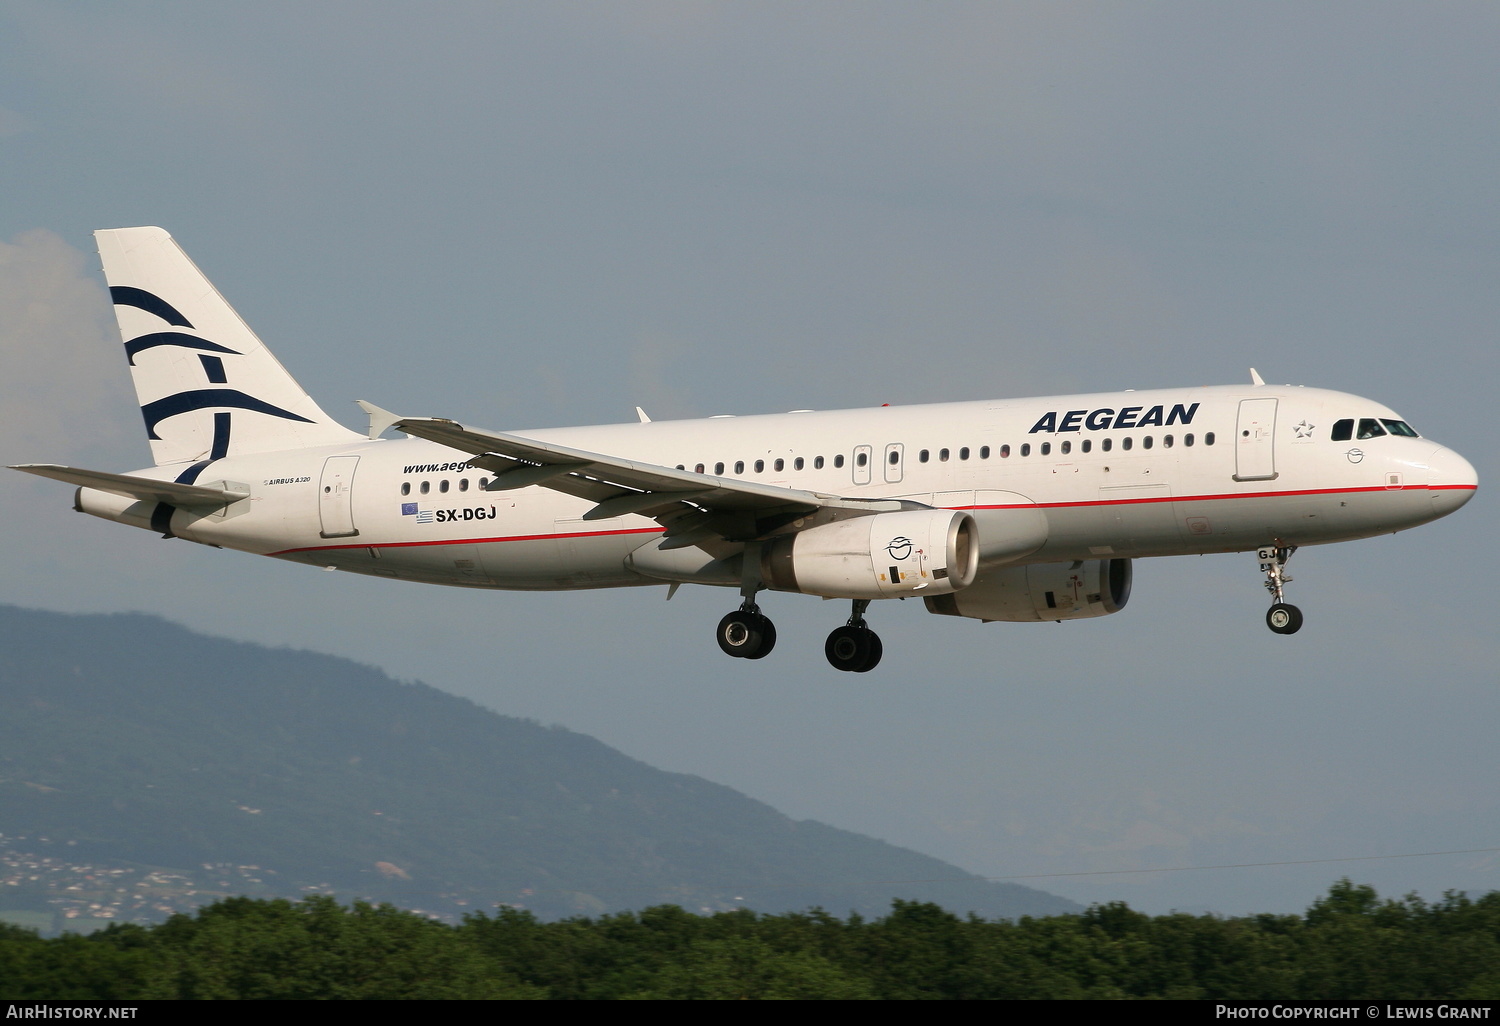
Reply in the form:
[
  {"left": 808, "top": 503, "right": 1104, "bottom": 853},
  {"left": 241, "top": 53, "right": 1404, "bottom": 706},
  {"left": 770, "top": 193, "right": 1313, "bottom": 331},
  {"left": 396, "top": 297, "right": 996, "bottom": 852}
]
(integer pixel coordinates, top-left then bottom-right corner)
[{"left": 0, "top": 604, "right": 1077, "bottom": 926}]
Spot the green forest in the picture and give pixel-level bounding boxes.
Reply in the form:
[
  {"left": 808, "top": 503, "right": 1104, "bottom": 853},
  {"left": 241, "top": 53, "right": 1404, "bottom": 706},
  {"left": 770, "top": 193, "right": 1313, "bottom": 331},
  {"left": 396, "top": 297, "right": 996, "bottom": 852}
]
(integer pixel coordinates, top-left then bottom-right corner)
[{"left": 2, "top": 881, "right": 1498, "bottom": 1000}]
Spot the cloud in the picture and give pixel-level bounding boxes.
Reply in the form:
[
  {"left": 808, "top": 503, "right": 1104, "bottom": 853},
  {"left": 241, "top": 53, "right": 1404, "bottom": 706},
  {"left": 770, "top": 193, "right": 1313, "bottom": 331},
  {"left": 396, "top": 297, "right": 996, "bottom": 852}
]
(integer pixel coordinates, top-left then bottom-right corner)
[{"left": 0, "top": 229, "right": 135, "bottom": 465}]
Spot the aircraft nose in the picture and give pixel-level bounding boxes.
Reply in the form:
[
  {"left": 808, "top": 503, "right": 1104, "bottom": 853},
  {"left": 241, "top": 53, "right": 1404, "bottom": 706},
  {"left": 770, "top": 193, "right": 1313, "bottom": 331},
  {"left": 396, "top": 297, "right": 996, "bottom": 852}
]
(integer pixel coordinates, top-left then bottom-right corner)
[{"left": 1427, "top": 445, "right": 1478, "bottom": 517}]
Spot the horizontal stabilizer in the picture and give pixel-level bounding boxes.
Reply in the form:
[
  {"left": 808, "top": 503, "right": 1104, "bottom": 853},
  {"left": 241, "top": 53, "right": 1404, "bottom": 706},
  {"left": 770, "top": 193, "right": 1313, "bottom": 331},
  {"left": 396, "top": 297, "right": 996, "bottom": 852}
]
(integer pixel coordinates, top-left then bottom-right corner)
[{"left": 9, "top": 464, "right": 248, "bottom": 508}]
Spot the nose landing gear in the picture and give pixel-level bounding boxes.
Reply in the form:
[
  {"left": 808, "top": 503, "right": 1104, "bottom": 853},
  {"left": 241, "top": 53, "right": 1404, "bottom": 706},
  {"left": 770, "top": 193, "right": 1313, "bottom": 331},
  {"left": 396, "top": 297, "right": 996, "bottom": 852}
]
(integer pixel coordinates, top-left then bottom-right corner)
[
  {"left": 1259, "top": 544, "right": 1303, "bottom": 635},
  {"left": 825, "top": 599, "right": 883, "bottom": 672}
]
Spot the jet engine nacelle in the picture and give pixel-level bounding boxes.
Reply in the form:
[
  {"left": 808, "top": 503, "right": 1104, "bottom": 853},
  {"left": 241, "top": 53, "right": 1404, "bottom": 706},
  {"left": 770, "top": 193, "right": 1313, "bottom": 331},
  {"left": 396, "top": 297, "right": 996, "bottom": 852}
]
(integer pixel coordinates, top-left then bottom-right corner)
[
  {"left": 924, "top": 558, "right": 1132, "bottom": 622},
  {"left": 761, "top": 509, "right": 979, "bottom": 600}
]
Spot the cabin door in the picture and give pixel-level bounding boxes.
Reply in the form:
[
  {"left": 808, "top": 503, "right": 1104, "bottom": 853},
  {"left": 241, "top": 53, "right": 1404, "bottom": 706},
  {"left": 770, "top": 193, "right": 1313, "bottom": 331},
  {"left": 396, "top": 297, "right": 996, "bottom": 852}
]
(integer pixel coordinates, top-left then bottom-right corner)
[{"left": 1233, "top": 398, "right": 1279, "bottom": 482}]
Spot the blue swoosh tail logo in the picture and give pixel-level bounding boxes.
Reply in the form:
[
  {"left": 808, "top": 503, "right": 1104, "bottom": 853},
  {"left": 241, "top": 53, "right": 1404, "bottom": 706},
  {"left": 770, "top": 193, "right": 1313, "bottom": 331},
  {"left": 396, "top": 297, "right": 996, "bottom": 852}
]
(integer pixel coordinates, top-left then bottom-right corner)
[
  {"left": 141, "top": 389, "right": 313, "bottom": 440},
  {"left": 125, "top": 331, "right": 241, "bottom": 365},
  {"left": 110, "top": 286, "right": 194, "bottom": 328}
]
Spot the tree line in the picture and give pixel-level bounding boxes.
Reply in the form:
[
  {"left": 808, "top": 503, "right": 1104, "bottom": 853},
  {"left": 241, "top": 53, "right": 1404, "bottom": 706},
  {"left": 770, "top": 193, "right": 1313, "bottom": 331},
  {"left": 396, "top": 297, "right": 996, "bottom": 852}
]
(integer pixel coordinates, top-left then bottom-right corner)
[{"left": 2, "top": 880, "right": 1497, "bottom": 999}]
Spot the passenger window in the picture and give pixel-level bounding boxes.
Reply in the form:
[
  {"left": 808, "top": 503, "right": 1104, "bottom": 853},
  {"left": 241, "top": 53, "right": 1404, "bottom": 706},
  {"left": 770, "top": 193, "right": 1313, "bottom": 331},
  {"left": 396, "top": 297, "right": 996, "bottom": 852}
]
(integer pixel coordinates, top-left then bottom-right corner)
[
  {"left": 1205, "top": 432, "right": 1215, "bottom": 445},
  {"left": 440, "top": 479, "right": 450, "bottom": 493},
  {"left": 1081, "top": 439, "right": 1091, "bottom": 453},
  {"left": 1000, "top": 444, "right": 1010, "bottom": 458},
  {"left": 1382, "top": 419, "right": 1419, "bottom": 437},
  {"left": 735, "top": 461, "right": 745, "bottom": 474},
  {"left": 1060, "top": 441, "right": 1070, "bottom": 455},
  {"left": 1143, "top": 436, "right": 1153, "bottom": 450},
  {"left": 695, "top": 463, "right": 705, "bottom": 474},
  {"left": 919, "top": 449, "right": 930, "bottom": 463},
  {"left": 794, "top": 457, "right": 804, "bottom": 470},
  {"left": 1040, "top": 442, "right": 1051, "bottom": 455},
  {"left": 939, "top": 448, "right": 950, "bottom": 462},
  {"left": 856, "top": 452, "right": 868, "bottom": 467},
  {"left": 714, "top": 462, "right": 725, "bottom": 475},
  {"left": 1358, "top": 419, "right": 1387, "bottom": 440},
  {"left": 959, "top": 447, "right": 970, "bottom": 460},
  {"left": 1184, "top": 434, "right": 1194, "bottom": 447},
  {"left": 1122, "top": 437, "right": 1133, "bottom": 451},
  {"left": 478, "top": 478, "right": 489, "bottom": 490},
  {"left": 888, "top": 451, "right": 899, "bottom": 465},
  {"left": 676, "top": 464, "right": 685, "bottom": 470},
  {"left": 401, "top": 482, "right": 411, "bottom": 496},
  {"left": 774, "top": 458, "right": 785, "bottom": 472},
  {"left": 1020, "top": 443, "right": 1031, "bottom": 457},
  {"left": 834, "top": 455, "right": 845, "bottom": 468},
  {"left": 814, "top": 456, "right": 824, "bottom": 469},
  {"left": 980, "top": 446, "right": 990, "bottom": 459},
  {"left": 1102, "top": 439, "right": 1113, "bottom": 452},
  {"left": 420, "top": 481, "right": 430, "bottom": 494},
  {"left": 1163, "top": 435, "right": 1173, "bottom": 449},
  {"left": 459, "top": 478, "right": 469, "bottom": 491},
  {"left": 755, "top": 460, "right": 765, "bottom": 473}
]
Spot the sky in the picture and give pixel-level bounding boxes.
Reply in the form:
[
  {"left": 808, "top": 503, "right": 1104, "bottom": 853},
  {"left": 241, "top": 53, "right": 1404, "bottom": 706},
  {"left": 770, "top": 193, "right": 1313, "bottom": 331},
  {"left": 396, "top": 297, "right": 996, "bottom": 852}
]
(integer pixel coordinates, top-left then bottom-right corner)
[{"left": 2, "top": 0, "right": 1497, "bottom": 916}]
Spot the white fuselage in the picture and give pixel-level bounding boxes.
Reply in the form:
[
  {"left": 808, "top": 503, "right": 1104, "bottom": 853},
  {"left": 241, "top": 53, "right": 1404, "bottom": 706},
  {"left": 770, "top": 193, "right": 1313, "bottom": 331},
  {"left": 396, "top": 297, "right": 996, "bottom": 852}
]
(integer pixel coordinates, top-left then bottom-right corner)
[{"left": 78, "top": 383, "right": 1477, "bottom": 594}]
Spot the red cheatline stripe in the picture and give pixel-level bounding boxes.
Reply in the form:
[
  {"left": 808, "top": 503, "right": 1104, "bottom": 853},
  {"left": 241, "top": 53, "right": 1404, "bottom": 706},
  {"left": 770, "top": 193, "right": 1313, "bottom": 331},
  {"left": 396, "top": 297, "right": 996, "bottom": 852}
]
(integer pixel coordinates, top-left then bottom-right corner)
[
  {"left": 969, "top": 483, "right": 1477, "bottom": 511},
  {"left": 271, "top": 525, "right": 663, "bottom": 556},
  {"left": 271, "top": 482, "right": 1477, "bottom": 556}
]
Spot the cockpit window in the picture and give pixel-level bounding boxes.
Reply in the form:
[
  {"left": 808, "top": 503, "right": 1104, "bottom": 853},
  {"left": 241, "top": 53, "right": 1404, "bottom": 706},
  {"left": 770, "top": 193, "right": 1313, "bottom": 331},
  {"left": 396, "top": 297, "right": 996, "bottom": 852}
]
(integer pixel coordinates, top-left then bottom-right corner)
[
  {"left": 1381, "top": 419, "right": 1420, "bottom": 438},
  {"left": 1357, "top": 419, "right": 1387, "bottom": 440},
  {"left": 1331, "top": 419, "right": 1353, "bottom": 442}
]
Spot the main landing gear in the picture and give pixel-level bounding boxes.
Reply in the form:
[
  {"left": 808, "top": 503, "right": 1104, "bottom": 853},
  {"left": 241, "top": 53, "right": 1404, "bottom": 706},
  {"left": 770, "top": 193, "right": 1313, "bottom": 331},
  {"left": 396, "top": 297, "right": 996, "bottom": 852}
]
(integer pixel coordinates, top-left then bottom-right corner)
[
  {"left": 714, "top": 596, "right": 883, "bottom": 671},
  {"left": 717, "top": 604, "right": 776, "bottom": 660},
  {"left": 1258, "top": 544, "right": 1304, "bottom": 635},
  {"left": 824, "top": 599, "right": 883, "bottom": 673}
]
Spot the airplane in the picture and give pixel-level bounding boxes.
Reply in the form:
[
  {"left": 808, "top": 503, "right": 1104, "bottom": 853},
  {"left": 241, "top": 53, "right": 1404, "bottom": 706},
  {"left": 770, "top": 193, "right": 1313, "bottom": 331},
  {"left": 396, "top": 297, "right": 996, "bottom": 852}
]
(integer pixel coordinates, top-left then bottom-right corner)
[{"left": 11, "top": 227, "right": 1479, "bottom": 672}]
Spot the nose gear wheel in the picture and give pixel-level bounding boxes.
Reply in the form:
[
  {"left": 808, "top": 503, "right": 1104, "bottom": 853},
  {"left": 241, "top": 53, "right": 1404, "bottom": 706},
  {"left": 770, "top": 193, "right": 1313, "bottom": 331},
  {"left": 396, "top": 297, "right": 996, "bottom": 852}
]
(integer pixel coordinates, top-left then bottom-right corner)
[
  {"left": 1266, "top": 603, "right": 1303, "bottom": 635},
  {"left": 1258, "top": 544, "right": 1303, "bottom": 635}
]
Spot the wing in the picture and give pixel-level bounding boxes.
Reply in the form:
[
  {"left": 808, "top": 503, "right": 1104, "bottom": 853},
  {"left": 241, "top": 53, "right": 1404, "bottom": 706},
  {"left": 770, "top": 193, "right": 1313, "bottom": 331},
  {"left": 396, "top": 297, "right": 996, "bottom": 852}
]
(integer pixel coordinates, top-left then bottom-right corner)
[{"left": 359, "top": 403, "right": 920, "bottom": 555}]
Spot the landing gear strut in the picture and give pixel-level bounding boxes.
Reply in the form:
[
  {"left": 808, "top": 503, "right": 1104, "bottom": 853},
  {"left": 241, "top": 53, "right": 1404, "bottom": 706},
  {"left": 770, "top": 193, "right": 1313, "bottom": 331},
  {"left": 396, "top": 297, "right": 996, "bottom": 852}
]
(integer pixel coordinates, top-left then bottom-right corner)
[
  {"left": 825, "top": 599, "right": 883, "bottom": 672},
  {"left": 1258, "top": 544, "right": 1304, "bottom": 635},
  {"left": 718, "top": 547, "right": 776, "bottom": 659}
]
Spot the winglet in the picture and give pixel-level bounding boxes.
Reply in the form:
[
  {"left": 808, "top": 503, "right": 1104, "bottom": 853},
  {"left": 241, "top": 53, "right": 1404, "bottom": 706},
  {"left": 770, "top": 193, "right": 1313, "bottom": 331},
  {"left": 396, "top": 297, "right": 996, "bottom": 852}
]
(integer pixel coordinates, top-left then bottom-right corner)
[
  {"left": 635, "top": 406, "right": 652, "bottom": 424},
  {"left": 1249, "top": 368, "right": 1265, "bottom": 386},
  {"left": 355, "top": 400, "right": 402, "bottom": 440}
]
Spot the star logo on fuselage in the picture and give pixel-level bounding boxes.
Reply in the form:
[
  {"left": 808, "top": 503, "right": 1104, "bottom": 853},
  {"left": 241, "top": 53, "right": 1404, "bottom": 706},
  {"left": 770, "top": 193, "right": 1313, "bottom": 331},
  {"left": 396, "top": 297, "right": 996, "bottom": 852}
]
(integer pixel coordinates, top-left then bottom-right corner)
[{"left": 1293, "top": 420, "right": 1315, "bottom": 439}]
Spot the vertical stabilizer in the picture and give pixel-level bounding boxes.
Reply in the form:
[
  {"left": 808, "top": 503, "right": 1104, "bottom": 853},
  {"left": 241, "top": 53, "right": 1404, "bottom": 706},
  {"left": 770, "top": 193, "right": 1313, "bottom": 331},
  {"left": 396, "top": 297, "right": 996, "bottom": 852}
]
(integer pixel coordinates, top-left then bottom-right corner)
[{"left": 95, "top": 227, "right": 361, "bottom": 467}]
